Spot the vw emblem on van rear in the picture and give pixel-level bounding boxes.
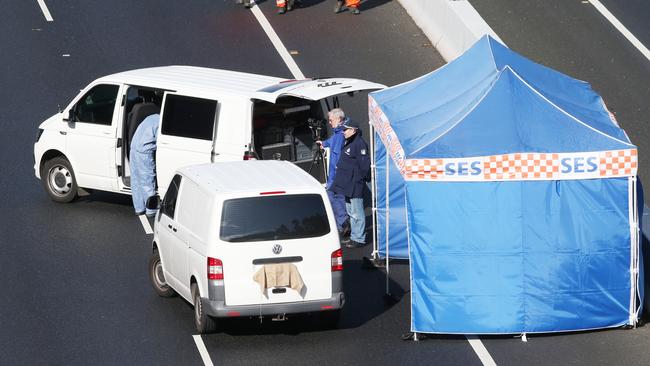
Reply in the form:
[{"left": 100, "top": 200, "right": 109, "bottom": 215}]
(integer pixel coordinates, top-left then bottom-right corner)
[{"left": 272, "top": 244, "right": 283, "bottom": 255}]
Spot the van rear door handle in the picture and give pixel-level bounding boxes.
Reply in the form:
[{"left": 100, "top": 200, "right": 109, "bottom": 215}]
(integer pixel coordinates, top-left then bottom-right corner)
[{"left": 59, "top": 131, "right": 67, "bottom": 135}]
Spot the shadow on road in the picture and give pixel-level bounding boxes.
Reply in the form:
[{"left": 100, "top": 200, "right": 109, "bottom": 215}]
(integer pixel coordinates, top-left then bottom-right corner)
[
  {"left": 211, "top": 257, "right": 406, "bottom": 336},
  {"left": 76, "top": 190, "right": 134, "bottom": 208}
]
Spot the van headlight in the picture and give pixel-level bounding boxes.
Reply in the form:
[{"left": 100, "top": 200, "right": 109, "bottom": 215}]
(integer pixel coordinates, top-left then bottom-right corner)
[{"left": 36, "top": 128, "right": 44, "bottom": 142}]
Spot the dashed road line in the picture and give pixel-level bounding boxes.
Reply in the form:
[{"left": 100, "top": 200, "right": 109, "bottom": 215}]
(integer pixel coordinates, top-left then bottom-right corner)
[
  {"left": 36, "top": 0, "right": 53, "bottom": 21},
  {"left": 589, "top": 0, "right": 650, "bottom": 61},
  {"left": 135, "top": 0, "right": 304, "bottom": 238},
  {"left": 193, "top": 335, "right": 215, "bottom": 366},
  {"left": 466, "top": 335, "right": 498, "bottom": 366},
  {"left": 138, "top": 214, "right": 153, "bottom": 234},
  {"left": 216, "top": 4, "right": 500, "bottom": 366},
  {"left": 248, "top": 0, "right": 305, "bottom": 79}
]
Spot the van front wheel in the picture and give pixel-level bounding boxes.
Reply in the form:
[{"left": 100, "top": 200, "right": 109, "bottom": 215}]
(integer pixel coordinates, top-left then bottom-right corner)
[
  {"left": 192, "top": 284, "right": 217, "bottom": 334},
  {"left": 149, "top": 250, "right": 176, "bottom": 297},
  {"left": 41, "top": 157, "right": 78, "bottom": 203}
]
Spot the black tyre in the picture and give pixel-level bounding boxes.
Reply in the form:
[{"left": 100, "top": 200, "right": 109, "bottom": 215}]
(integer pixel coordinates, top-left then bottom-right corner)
[
  {"left": 41, "top": 156, "right": 78, "bottom": 203},
  {"left": 149, "top": 249, "right": 176, "bottom": 297},
  {"left": 192, "top": 284, "right": 217, "bottom": 334}
]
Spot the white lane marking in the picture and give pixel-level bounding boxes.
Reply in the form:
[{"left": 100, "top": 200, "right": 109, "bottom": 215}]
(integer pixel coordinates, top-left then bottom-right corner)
[
  {"left": 37, "top": 0, "right": 53, "bottom": 21},
  {"left": 248, "top": 1, "right": 306, "bottom": 79},
  {"left": 589, "top": 0, "right": 650, "bottom": 61},
  {"left": 138, "top": 215, "right": 153, "bottom": 234},
  {"left": 193, "top": 335, "right": 215, "bottom": 366},
  {"left": 465, "top": 335, "right": 497, "bottom": 366}
]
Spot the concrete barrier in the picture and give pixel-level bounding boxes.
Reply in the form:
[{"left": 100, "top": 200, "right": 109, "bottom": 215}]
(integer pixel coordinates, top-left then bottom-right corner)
[{"left": 397, "top": 0, "right": 503, "bottom": 61}]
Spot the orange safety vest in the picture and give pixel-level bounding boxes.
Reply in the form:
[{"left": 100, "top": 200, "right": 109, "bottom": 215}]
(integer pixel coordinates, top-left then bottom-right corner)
[
  {"left": 345, "top": 0, "right": 360, "bottom": 7},
  {"left": 276, "top": 0, "right": 285, "bottom": 7}
]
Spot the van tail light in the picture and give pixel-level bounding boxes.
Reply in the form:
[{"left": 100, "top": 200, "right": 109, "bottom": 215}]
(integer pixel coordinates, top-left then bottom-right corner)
[
  {"left": 260, "top": 191, "right": 286, "bottom": 195},
  {"left": 331, "top": 249, "right": 343, "bottom": 272},
  {"left": 208, "top": 257, "right": 224, "bottom": 280}
]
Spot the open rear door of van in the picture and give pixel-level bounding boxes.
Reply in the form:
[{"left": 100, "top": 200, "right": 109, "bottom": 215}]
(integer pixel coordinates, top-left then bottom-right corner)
[{"left": 253, "top": 78, "right": 386, "bottom": 103}]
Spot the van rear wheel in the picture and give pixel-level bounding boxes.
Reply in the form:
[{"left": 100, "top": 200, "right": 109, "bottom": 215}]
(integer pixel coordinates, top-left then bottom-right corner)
[
  {"left": 41, "top": 157, "right": 78, "bottom": 203},
  {"left": 192, "top": 284, "right": 217, "bottom": 334},
  {"left": 149, "top": 250, "right": 176, "bottom": 297}
]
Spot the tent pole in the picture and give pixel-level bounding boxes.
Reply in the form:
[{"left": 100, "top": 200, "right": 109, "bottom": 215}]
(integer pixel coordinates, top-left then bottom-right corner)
[
  {"left": 370, "top": 122, "right": 378, "bottom": 260},
  {"left": 628, "top": 175, "right": 640, "bottom": 325},
  {"left": 385, "top": 152, "right": 391, "bottom": 295}
]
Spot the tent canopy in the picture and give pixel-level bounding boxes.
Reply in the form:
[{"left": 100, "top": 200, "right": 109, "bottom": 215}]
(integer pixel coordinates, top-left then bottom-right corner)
[
  {"left": 369, "top": 36, "right": 640, "bottom": 334},
  {"left": 371, "top": 35, "right": 632, "bottom": 160},
  {"left": 371, "top": 35, "right": 635, "bottom": 260}
]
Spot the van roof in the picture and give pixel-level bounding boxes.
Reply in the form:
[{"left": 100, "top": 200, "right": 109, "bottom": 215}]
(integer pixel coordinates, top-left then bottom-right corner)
[
  {"left": 97, "top": 66, "right": 284, "bottom": 98},
  {"left": 179, "top": 161, "right": 324, "bottom": 194}
]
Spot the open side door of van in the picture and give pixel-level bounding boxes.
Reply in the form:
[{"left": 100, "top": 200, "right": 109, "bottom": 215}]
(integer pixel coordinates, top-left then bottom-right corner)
[{"left": 252, "top": 78, "right": 387, "bottom": 103}]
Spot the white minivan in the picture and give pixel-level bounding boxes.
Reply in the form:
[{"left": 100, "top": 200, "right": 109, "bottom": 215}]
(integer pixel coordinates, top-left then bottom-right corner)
[
  {"left": 33, "top": 65, "right": 385, "bottom": 202},
  {"left": 148, "top": 160, "right": 344, "bottom": 333}
]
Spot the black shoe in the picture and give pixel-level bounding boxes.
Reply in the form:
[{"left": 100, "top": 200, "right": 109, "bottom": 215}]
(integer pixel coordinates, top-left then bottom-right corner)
[
  {"left": 340, "top": 236, "right": 351, "bottom": 245},
  {"left": 135, "top": 211, "right": 145, "bottom": 216},
  {"left": 278, "top": 6, "right": 286, "bottom": 14},
  {"left": 287, "top": 0, "right": 294, "bottom": 11},
  {"left": 345, "top": 240, "right": 365, "bottom": 248},
  {"left": 349, "top": 6, "right": 360, "bottom": 14},
  {"left": 244, "top": 0, "right": 252, "bottom": 8},
  {"left": 334, "top": 1, "right": 344, "bottom": 13}
]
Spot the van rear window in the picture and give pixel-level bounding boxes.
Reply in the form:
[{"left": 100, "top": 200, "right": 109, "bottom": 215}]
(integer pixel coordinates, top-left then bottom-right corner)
[{"left": 220, "top": 194, "right": 330, "bottom": 242}]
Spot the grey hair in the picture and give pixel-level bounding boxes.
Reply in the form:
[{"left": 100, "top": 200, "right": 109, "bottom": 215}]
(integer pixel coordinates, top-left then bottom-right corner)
[{"left": 328, "top": 108, "right": 345, "bottom": 120}]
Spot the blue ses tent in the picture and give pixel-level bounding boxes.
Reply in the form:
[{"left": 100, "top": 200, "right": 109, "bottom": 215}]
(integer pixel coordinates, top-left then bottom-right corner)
[{"left": 369, "top": 35, "right": 642, "bottom": 334}]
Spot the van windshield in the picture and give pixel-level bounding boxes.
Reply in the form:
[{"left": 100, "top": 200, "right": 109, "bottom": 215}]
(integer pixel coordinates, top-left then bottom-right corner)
[{"left": 220, "top": 194, "right": 330, "bottom": 242}]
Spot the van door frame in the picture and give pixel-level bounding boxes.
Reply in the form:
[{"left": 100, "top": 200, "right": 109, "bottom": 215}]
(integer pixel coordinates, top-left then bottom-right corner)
[{"left": 63, "top": 82, "right": 125, "bottom": 192}]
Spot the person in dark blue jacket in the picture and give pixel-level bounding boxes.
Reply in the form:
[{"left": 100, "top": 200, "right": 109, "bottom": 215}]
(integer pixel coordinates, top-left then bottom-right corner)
[
  {"left": 316, "top": 108, "right": 350, "bottom": 236},
  {"left": 330, "top": 118, "right": 370, "bottom": 248},
  {"left": 317, "top": 108, "right": 350, "bottom": 237}
]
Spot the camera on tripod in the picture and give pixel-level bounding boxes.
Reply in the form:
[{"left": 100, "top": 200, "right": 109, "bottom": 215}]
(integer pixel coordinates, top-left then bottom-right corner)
[
  {"left": 306, "top": 117, "right": 327, "bottom": 175},
  {"left": 307, "top": 117, "right": 325, "bottom": 137}
]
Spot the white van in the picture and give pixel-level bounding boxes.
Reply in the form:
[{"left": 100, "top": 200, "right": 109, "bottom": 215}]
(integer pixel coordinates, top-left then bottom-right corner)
[
  {"left": 148, "top": 161, "right": 344, "bottom": 333},
  {"left": 33, "top": 65, "right": 385, "bottom": 202}
]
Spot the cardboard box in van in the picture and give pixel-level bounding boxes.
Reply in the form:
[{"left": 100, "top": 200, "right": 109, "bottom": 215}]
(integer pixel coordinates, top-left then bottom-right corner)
[
  {"left": 148, "top": 160, "right": 344, "bottom": 333},
  {"left": 33, "top": 66, "right": 385, "bottom": 202}
]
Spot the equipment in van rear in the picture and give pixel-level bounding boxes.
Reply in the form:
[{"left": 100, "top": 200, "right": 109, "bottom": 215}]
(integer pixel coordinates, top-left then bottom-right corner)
[
  {"left": 34, "top": 66, "right": 385, "bottom": 203},
  {"left": 148, "top": 161, "right": 344, "bottom": 333}
]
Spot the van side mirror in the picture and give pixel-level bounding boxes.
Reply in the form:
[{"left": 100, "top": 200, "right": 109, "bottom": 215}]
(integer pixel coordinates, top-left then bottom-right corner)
[
  {"left": 146, "top": 195, "right": 161, "bottom": 210},
  {"left": 63, "top": 109, "right": 75, "bottom": 123}
]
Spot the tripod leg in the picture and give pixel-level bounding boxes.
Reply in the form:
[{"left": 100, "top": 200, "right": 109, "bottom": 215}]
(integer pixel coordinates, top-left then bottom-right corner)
[
  {"left": 321, "top": 149, "right": 327, "bottom": 180},
  {"left": 308, "top": 148, "right": 325, "bottom": 177},
  {"left": 308, "top": 147, "right": 320, "bottom": 174}
]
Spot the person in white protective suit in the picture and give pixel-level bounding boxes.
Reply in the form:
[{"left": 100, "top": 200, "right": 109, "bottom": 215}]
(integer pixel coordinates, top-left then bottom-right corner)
[{"left": 130, "top": 114, "right": 160, "bottom": 217}]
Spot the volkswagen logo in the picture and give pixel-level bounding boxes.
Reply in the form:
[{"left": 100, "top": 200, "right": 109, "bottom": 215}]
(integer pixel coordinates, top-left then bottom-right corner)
[{"left": 272, "top": 244, "right": 282, "bottom": 255}]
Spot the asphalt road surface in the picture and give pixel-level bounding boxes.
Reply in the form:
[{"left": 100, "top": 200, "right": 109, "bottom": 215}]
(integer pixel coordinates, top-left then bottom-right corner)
[{"left": 1, "top": 1, "right": 649, "bottom": 365}]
